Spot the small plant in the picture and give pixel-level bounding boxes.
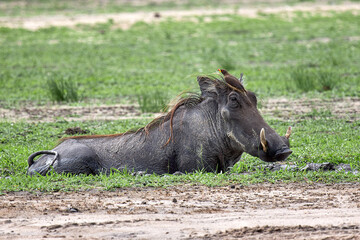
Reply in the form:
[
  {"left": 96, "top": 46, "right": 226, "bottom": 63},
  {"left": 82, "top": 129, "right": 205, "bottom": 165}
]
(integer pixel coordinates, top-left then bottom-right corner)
[
  {"left": 136, "top": 89, "right": 169, "bottom": 113},
  {"left": 317, "top": 70, "right": 338, "bottom": 91},
  {"left": 231, "top": 160, "right": 250, "bottom": 173},
  {"left": 291, "top": 67, "right": 317, "bottom": 92},
  {"left": 47, "top": 75, "right": 80, "bottom": 102},
  {"left": 291, "top": 66, "right": 339, "bottom": 92}
]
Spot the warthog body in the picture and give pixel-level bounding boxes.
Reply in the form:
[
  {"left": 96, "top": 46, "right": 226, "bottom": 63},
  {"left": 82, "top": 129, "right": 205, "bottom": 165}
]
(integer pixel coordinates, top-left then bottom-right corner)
[{"left": 27, "top": 71, "right": 292, "bottom": 175}]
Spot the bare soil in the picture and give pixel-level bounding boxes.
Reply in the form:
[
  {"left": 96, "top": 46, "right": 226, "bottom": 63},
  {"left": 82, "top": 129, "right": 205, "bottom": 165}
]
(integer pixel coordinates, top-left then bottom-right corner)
[
  {"left": 1, "top": 183, "right": 360, "bottom": 239},
  {"left": 259, "top": 97, "right": 359, "bottom": 122},
  {"left": 0, "top": 104, "right": 143, "bottom": 122},
  {"left": 0, "top": 2, "right": 359, "bottom": 30},
  {"left": 0, "top": 97, "right": 358, "bottom": 122}
]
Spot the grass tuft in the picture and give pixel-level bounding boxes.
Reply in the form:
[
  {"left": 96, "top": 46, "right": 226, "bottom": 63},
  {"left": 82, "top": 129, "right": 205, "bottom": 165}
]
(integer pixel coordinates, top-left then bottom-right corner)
[
  {"left": 317, "top": 70, "right": 338, "bottom": 91},
  {"left": 47, "top": 75, "right": 80, "bottom": 102},
  {"left": 136, "top": 89, "right": 169, "bottom": 113},
  {"left": 291, "top": 67, "right": 317, "bottom": 92},
  {"left": 291, "top": 67, "right": 339, "bottom": 92}
]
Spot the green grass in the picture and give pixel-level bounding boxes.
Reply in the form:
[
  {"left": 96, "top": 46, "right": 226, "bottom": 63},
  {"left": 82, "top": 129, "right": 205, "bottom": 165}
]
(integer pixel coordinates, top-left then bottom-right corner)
[
  {"left": 2, "top": 170, "right": 359, "bottom": 193},
  {"left": 0, "top": 117, "right": 359, "bottom": 193},
  {"left": 1, "top": 12, "right": 359, "bottom": 107}
]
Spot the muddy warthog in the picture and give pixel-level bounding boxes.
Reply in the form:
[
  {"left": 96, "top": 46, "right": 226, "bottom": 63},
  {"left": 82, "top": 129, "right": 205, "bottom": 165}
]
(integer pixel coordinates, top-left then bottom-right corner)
[{"left": 27, "top": 70, "right": 292, "bottom": 175}]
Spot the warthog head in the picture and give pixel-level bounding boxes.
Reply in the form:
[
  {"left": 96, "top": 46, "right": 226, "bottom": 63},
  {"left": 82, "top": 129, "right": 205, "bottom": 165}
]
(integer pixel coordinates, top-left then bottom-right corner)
[{"left": 199, "top": 69, "right": 292, "bottom": 162}]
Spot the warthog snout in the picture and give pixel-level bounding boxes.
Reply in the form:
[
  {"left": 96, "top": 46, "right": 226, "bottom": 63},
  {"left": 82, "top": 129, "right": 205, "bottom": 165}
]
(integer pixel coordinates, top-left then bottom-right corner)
[
  {"left": 258, "top": 127, "right": 292, "bottom": 162},
  {"left": 274, "top": 148, "right": 293, "bottom": 161}
]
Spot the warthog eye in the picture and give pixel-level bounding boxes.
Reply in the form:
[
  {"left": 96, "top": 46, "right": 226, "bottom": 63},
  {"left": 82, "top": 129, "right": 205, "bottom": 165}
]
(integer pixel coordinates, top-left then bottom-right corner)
[{"left": 228, "top": 94, "right": 240, "bottom": 108}]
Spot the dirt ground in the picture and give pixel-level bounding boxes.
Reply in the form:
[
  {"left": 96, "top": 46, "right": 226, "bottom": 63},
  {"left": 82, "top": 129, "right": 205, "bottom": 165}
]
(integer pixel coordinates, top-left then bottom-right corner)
[
  {"left": 1, "top": 183, "right": 360, "bottom": 239},
  {"left": 0, "top": 2, "right": 359, "bottom": 30},
  {"left": 260, "top": 97, "right": 359, "bottom": 121},
  {"left": 0, "top": 97, "right": 358, "bottom": 122}
]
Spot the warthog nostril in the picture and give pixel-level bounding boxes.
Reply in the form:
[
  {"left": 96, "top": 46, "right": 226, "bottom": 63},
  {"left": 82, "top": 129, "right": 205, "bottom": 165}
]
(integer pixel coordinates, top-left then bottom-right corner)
[{"left": 274, "top": 148, "right": 292, "bottom": 161}]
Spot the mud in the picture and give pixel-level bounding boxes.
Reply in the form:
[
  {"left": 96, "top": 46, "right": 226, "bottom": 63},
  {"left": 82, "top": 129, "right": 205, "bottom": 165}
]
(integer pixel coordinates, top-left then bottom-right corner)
[
  {"left": 1, "top": 183, "right": 360, "bottom": 239},
  {"left": 259, "top": 162, "right": 358, "bottom": 174},
  {"left": 0, "top": 97, "right": 358, "bottom": 122}
]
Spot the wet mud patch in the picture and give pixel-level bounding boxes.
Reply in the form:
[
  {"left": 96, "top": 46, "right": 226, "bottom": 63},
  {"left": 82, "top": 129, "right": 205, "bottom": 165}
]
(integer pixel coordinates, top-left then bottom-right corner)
[
  {"left": 201, "top": 225, "right": 360, "bottom": 240},
  {"left": 64, "top": 127, "right": 89, "bottom": 135},
  {"left": 1, "top": 183, "right": 360, "bottom": 239},
  {"left": 258, "top": 162, "right": 358, "bottom": 174}
]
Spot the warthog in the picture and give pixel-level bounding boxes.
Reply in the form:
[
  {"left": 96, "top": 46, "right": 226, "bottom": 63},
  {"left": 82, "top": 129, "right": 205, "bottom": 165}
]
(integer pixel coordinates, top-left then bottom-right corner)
[{"left": 27, "top": 70, "right": 292, "bottom": 176}]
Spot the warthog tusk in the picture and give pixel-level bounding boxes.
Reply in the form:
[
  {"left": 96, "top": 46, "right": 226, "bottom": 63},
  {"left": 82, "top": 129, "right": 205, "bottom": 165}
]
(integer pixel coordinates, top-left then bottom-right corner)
[
  {"left": 285, "top": 126, "right": 292, "bottom": 139},
  {"left": 260, "top": 128, "right": 267, "bottom": 152}
]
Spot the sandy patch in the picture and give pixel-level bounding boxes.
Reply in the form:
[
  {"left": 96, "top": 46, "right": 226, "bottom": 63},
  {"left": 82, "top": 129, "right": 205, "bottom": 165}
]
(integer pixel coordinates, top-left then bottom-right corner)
[{"left": 0, "top": 3, "right": 359, "bottom": 30}]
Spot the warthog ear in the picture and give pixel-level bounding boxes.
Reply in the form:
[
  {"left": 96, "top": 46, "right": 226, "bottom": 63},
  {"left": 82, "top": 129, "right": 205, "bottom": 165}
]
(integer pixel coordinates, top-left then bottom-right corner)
[{"left": 197, "top": 76, "right": 218, "bottom": 98}]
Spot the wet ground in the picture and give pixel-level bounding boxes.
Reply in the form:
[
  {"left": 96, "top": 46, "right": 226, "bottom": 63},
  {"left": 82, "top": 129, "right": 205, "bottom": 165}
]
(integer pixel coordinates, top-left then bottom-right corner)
[{"left": 1, "top": 183, "right": 360, "bottom": 239}]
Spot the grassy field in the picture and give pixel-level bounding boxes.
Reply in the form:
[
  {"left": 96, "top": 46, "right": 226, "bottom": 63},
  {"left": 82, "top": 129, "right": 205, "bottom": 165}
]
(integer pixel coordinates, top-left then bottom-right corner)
[
  {"left": 0, "top": 2, "right": 359, "bottom": 193},
  {"left": 1, "top": 11, "right": 359, "bottom": 106}
]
